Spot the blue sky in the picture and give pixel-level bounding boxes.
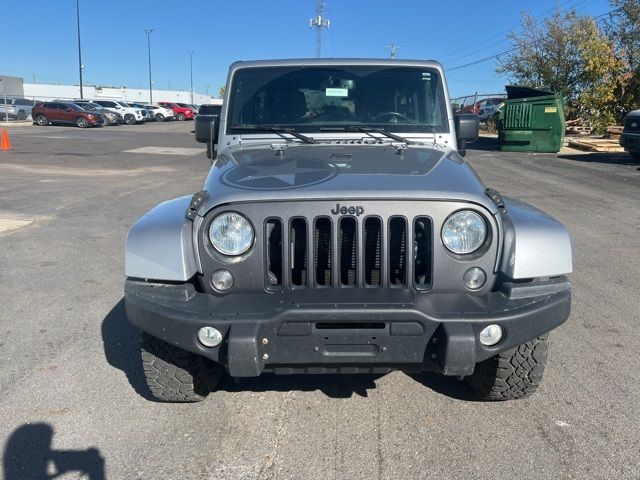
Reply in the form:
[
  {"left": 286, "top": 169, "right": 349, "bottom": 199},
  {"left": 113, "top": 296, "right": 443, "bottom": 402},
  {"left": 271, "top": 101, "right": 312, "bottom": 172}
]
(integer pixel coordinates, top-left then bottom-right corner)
[{"left": 2, "top": 0, "right": 612, "bottom": 98}]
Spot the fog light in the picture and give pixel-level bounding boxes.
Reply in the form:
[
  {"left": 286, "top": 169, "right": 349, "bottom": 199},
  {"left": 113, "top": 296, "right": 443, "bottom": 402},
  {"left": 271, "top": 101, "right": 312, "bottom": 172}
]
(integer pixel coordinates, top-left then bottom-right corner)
[
  {"left": 211, "top": 269, "right": 233, "bottom": 291},
  {"left": 479, "top": 324, "right": 503, "bottom": 346},
  {"left": 198, "top": 326, "right": 223, "bottom": 347},
  {"left": 463, "top": 267, "right": 486, "bottom": 290}
]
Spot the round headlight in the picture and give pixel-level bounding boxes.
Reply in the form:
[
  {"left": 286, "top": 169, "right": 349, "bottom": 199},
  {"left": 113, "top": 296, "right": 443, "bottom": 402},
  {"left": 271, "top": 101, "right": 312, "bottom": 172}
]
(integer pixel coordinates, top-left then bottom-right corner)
[
  {"left": 209, "top": 212, "right": 254, "bottom": 255},
  {"left": 442, "top": 210, "right": 487, "bottom": 254}
]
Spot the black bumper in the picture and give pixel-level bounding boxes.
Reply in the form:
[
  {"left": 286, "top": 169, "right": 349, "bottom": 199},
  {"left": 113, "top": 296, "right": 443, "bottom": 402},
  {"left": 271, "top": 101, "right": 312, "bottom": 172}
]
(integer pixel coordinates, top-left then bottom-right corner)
[
  {"left": 620, "top": 132, "right": 640, "bottom": 152},
  {"left": 125, "top": 278, "right": 571, "bottom": 377}
]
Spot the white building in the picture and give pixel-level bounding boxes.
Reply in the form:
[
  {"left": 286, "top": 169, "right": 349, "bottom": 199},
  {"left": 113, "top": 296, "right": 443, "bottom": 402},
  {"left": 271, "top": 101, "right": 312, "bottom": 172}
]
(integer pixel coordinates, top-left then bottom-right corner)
[{"left": 20, "top": 82, "right": 217, "bottom": 105}]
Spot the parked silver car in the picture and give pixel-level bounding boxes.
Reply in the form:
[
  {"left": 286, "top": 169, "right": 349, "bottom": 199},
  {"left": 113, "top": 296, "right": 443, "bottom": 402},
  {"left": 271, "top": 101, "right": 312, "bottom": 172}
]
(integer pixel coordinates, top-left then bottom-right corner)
[
  {"left": 0, "top": 97, "right": 36, "bottom": 120},
  {"left": 125, "top": 58, "right": 572, "bottom": 404}
]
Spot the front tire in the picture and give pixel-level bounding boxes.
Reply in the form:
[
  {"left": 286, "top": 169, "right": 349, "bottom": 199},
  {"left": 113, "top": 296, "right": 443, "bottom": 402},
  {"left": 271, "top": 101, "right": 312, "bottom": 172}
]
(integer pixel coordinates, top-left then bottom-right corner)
[
  {"left": 466, "top": 335, "right": 549, "bottom": 401},
  {"left": 155, "top": 113, "right": 164, "bottom": 122},
  {"left": 177, "top": 112, "right": 186, "bottom": 121},
  {"left": 76, "top": 117, "right": 88, "bottom": 128},
  {"left": 17, "top": 110, "right": 27, "bottom": 121},
  {"left": 125, "top": 114, "right": 136, "bottom": 125},
  {"left": 140, "top": 333, "right": 222, "bottom": 402},
  {"left": 36, "top": 114, "right": 48, "bottom": 126}
]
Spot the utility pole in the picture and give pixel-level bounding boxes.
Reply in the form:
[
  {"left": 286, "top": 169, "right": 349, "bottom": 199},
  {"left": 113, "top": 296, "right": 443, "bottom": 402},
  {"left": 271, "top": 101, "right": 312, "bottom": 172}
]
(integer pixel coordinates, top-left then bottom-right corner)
[
  {"left": 76, "top": 0, "right": 84, "bottom": 98},
  {"left": 386, "top": 42, "right": 399, "bottom": 59},
  {"left": 188, "top": 51, "right": 195, "bottom": 104},
  {"left": 309, "top": 0, "right": 330, "bottom": 58},
  {"left": 145, "top": 28, "right": 153, "bottom": 103},
  {"left": 204, "top": 84, "right": 210, "bottom": 96}
]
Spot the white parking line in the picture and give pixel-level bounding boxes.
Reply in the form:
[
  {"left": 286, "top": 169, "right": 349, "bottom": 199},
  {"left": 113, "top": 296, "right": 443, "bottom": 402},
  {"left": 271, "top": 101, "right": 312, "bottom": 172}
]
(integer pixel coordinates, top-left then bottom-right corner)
[{"left": 123, "top": 146, "right": 203, "bottom": 156}]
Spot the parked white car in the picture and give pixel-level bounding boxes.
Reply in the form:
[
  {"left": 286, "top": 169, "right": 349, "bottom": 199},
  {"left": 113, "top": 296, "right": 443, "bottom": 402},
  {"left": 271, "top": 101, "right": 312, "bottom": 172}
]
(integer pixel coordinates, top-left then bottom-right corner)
[
  {"left": 91, "top": 100, "right": 146, "bottom": 125},
  {"left": 0, "top": 97, "right": 36, "bottom": 121},
  {"left": 145, "top": 104, "right": 176, "bottom": 121}
]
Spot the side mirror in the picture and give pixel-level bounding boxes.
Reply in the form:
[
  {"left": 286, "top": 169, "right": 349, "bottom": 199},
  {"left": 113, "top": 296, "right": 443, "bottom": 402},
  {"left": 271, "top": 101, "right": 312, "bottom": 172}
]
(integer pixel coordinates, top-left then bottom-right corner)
[
  {"left": 208, "top": 116, "right": 220, "bottom": 162},
  {"left": 454, "top": 113, "right": 479, "bottom": 157}
]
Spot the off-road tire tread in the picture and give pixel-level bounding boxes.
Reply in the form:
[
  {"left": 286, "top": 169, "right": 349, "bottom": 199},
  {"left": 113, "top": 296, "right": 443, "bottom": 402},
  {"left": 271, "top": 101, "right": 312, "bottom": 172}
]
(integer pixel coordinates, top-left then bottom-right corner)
[
  {"left": 140, "top": 333, "right": 221, "bottom": 402},
  {"left": 466, "top": 335, "right": 549, "bottom": 401}
]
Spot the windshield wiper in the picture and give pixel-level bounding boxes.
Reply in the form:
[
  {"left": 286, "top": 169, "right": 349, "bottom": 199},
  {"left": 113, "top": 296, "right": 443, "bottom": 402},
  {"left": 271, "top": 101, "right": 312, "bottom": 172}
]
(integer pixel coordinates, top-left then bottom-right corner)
[
  {"left": 319, "top": 126, "right": 415, "bottom": 145},
  {"left": 232, "top": 124, "right": 316, "bottom": 144}
]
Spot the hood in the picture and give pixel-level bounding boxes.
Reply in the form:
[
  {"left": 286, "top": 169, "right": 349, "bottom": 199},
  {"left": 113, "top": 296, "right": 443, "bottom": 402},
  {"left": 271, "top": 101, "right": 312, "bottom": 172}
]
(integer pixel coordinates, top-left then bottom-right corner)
[{"left": 200, "top": 143, "right": 496, "bottom": 214}]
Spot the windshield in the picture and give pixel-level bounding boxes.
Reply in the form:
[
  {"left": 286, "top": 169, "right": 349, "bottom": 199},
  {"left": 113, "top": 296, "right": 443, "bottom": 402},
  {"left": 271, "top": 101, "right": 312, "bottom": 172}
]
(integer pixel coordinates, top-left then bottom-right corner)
[
  {"left": 117, "top": 102, "right": 130, "bottom": 107},
  {"left": 66, "top": 103, "right": 84, "bottom": 111},
  {"left": 228, "top": 65, "right": 448, "bottom": 134}
]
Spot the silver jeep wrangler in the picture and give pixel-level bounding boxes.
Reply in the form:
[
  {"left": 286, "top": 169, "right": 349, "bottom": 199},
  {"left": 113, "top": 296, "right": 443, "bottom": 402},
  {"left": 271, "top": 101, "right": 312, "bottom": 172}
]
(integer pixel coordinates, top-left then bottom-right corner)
[{"left": 125, "top": 59, "right": 572, "bottom": 402}]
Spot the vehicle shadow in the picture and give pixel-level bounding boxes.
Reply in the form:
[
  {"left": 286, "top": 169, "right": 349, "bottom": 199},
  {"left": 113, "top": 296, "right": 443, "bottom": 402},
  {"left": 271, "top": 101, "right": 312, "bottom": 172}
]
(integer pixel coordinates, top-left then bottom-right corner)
[
  {"left": 557, "top": 152, "right": 639, "bottom": 166},
  {"left": 467, "top": 135, "right": 501, "bottom": 152},
  {"left": 408, "top": 372, "right": 478, "bottom": 401},
  {"left": 3, "top": 423, "right": 105, "bottom": 480},
  {"left": 101, "top": 298, "right": 475, "bottom": 401},
  {"left": 101, "top": 298, "right": 157, "bottom": 402},
  {"left": 217, "top": 372, "right": 382, "bottom": 398}
]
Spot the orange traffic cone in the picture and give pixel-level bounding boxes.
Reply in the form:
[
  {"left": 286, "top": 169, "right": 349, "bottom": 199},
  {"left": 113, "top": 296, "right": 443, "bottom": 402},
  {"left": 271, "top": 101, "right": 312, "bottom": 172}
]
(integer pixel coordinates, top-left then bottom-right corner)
[{"left": 0, "top": 128, "right": 12, "bottom": 150}]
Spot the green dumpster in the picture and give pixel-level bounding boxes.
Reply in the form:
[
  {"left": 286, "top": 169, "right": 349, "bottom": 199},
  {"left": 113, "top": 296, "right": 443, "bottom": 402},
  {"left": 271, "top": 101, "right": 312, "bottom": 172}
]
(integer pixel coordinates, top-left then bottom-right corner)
[{"left": 499, "top": 86, "right": 565, "bottom": 153}]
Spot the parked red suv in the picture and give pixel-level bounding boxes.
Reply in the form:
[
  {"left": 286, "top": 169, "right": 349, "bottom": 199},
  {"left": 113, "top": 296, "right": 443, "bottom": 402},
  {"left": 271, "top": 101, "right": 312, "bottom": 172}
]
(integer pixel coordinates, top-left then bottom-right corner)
[
  {"left": 157, "top": 101, "right": 195, "bottom": 121},
  {"left": 32, "top": 102, "right": 104, "bottom": 128}
]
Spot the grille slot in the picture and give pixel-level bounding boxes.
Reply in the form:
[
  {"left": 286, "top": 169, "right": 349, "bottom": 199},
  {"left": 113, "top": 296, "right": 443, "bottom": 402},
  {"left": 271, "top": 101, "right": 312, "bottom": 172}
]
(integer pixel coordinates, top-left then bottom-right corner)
[
  {"left": 364, "top": 217, "right": 382, "bottom": 286},
  {"left": 388, "top": 217, "right": 407, "bottom": 286},
  {"left": 339, "top": 217, "right": 357, "bottom": 286},
  {"left": 290, "top": 218, "right": 307, "bottom": 286},
  {"left": 314, "top": 218, "right": 332, "bottom": 286},
  {"left": 265, "top": 219, "right": 282, "bottom": 289},
  {"left": 264, "top": 211, "right": 434, "bottom": 290},
  {"left": 414, "top": 217, "right": 432, "bottom": 288}
]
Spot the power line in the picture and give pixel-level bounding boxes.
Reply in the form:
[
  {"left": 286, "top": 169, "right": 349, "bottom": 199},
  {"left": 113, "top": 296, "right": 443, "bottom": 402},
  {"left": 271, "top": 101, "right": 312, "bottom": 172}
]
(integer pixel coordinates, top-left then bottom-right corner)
[
  {"left": 446, "top": 7, "right": 620, "bottom": 72},
  {"left": 438, "top": 0, "right": 595, "bottom": 62},
  {"left": 394, "top": 0, "right": 493, "bottom": 46}
]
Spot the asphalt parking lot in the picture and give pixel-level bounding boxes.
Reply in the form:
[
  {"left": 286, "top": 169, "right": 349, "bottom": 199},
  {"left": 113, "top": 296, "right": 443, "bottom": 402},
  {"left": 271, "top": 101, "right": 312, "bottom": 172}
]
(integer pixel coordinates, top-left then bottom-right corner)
[{"left": 1, "top": 121, "right": 639, "bottom": 480}]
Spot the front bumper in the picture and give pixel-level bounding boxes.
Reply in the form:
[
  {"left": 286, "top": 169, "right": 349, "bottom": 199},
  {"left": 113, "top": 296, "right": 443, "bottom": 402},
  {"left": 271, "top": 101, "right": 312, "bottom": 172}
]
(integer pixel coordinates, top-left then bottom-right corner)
[
  {"left": 125, "top": 277, "right": 571, "bottom": 377},
  {"left": 620, "top": 131, "right": 640, "bottom": 153}
]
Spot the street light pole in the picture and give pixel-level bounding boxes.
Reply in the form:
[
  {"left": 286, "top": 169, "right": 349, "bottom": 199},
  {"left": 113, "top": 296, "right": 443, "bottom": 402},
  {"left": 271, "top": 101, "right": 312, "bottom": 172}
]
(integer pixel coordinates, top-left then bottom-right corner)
[
  {"left": 0, "top": 80, "right": 8, "bottom": 123},
  {"left": 76, "top": 0, "right": 84, "bottom": 99},
  {"left": 188, "top": 50, "right": 195, "bottom": 104},
  {"left": 145, "top": 28, "right": 153, "bottom": 103}
]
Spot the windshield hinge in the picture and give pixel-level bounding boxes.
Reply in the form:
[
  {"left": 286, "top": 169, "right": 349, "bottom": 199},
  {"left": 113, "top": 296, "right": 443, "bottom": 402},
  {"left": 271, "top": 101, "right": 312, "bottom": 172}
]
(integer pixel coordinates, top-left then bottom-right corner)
[{"left": 186, "top": 190, "right": 208, "bottom": 220}]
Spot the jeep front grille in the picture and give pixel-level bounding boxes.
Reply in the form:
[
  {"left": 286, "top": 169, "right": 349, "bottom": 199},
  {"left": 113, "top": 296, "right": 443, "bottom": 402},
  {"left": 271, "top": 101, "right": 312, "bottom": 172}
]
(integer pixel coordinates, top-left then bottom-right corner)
[{"left": 264, "top": 215, "right": 432, "bottom": 290}]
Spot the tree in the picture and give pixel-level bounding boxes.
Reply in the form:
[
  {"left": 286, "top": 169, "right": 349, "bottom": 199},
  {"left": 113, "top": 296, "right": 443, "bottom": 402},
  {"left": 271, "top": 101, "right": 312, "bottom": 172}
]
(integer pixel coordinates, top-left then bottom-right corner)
[
  {"left": 496, "top": 11, "right": 585, "bottom": 118},
  {"left": 218, "top": 86, "right": 225, "bottom": 99},
  {"left": 574, "top": 17, "right": 631, "bottom": 130},
  {"left": 497, "top": 8, "right": 632, "bottom": 130},
  {"left": 605, "top": 0, "right": 640, "bottom": 112}
]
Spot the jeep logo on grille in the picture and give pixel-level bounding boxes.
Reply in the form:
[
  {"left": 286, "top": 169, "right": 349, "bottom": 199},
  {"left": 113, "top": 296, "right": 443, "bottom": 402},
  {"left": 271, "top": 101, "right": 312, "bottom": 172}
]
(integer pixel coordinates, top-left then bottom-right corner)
[{"left": 331, "top": 204, "right": 364, "bottom": 216}]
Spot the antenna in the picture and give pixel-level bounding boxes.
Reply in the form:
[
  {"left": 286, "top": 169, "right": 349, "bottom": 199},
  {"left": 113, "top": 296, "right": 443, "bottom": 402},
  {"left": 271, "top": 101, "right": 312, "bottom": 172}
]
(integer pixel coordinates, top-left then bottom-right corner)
[
  {"left": 309, "top": 0, "right": 330, "bottom": 57},
  {"left": 386, "top": 42, "right": 399, "bottom": 59}
]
